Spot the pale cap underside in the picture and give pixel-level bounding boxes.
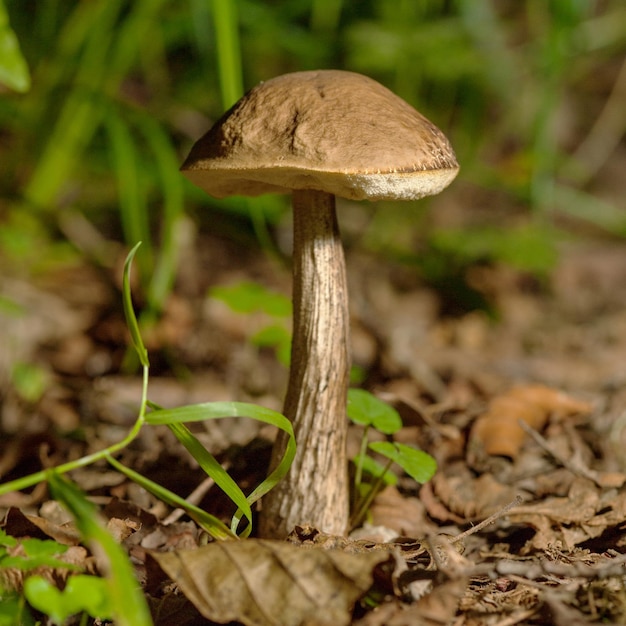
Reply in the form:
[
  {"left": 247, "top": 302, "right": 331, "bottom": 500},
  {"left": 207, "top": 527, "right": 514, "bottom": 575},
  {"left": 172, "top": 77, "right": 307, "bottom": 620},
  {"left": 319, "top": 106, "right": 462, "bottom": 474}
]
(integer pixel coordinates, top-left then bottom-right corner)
[{"left": 182, "top": 70, "right": 459, "bottom": 202}]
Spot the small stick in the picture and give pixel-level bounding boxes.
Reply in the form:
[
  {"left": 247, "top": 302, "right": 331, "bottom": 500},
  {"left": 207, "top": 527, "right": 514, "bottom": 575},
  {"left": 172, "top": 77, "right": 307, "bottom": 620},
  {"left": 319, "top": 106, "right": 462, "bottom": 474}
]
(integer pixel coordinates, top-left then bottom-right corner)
[
  {"left": 450, "top": 495, "right": 523, "bottom": 545},
  {"left": 517, "top": 419, "right": 603, "bottom": 487},
  {"left": 162, "top": 472, "right": 222, "bottom": 525}
]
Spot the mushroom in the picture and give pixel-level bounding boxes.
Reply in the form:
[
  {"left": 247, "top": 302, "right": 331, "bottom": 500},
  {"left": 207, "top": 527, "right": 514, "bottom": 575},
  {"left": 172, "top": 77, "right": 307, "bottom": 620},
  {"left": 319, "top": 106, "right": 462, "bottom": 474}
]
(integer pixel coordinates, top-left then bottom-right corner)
[{"left": 181, "top": 70, "right": 458, "bottom": 538}]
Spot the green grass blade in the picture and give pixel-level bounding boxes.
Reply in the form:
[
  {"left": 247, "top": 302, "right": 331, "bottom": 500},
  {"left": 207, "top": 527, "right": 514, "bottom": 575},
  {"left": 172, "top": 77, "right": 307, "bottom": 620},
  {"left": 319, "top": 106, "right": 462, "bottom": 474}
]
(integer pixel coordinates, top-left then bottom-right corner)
[
  {"left": 310, "top": 0, "right": 343, "bottom": 34},
  {"left": 166, "top": 421, "right": 253, "bottom": 536},
  {"left": 24, "top": 0, "right": 122, "bottom": 209},
  {"left": 106, "top": 112, "right": 153, "bottom": 275},
  {"left": 210, "top": 0, "right": 243, "bottom": 108},
  {"left": 146, "top": 401, "right": 296, "bottom": 535},
  {"left": 136, "top": 114, "right": 186, "bottom": 312},
  {"left": 105, "top": 454, "right": 236, "bottom": 540},
  {"left": 47, "top": 472, "right": 152, "bottom": 626},
  {"left": 146, "top": 401, "right": 291, "bottom": 428},
  {"left": 122, "top": 242, "right": 149, "bottom": 368},
  {"left": 0, "top": 0, "right": 31, "bottom": 92}
]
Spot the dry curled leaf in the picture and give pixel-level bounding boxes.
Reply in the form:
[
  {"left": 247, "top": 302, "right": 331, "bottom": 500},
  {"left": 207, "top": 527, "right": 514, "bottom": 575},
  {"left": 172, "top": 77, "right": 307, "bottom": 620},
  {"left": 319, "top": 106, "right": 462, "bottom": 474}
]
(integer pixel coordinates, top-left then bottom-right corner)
[
  {"left": 470, "top": 384, "right": 592, "bottom": 459},
  {"left": 150, "top": 539, "right": 390, "bottom": 626}
]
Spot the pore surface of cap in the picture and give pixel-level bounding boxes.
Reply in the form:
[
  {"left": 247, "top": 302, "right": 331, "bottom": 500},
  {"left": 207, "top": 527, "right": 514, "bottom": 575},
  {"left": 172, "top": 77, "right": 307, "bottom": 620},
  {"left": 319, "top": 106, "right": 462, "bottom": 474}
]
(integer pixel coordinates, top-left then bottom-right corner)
[{"left": 182, "top": 70, "right": 459, "bottom": 201}]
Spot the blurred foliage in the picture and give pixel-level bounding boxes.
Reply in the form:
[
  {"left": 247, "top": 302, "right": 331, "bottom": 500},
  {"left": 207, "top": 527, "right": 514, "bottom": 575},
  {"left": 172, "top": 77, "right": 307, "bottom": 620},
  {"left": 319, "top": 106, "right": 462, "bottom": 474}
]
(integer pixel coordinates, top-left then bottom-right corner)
[
  {"left": 0, "top": 0, "right": 624, "bottom": 312},
  {"left": 0, "top": 0, "right": 30, "bottom": 92},
  {"left": 210, "top": 281, "right": 292, "bottom": 365},
  {"left": 9, "top": 361, "right": 49, "bottom": 403}
]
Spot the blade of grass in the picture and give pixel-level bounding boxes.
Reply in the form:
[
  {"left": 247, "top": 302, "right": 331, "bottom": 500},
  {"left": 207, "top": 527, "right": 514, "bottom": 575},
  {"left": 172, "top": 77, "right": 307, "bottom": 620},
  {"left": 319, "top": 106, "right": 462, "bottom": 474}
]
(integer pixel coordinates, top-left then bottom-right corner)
[
  {"left": 136, "top": 114, "right": 186, "bottom": 313},
  {"left": 208, "top": 0, "right": 280, "bottom": 256},
  {"left": 310, "top": 0, "right": 343, "bottom": 34},
  {"left": 24, "top": 0, "right": 122, "bottom": 209},
  {"left": 146, "top": 401, "right": 296, "bottom": 535},
  {"left": 167, "top": 421, "right": 253, "bottom": 536},
  {"left": 47, "top": 473, "right": 152, "bottom": 626},
  {"left": 210, "top": 0, "right": 242, "bottom": 109},
  {"left": 106, "top": 113, "right": 153, "bottom": 278},
  {"left": 122, "top": 242, "right": 150, "bottom": 369},
  {"left": 0, "top": 0, "right": 31, "bottom": 92},
  {"left": 105, "top": 454, "right": 236, "bottom": 540}
]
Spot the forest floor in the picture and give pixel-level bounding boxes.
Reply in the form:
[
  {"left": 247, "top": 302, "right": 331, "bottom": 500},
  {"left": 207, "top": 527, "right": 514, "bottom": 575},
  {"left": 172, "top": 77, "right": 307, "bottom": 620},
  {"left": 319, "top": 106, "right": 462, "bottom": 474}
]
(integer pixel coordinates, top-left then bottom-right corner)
[{"left": 2, "top": 212, "right": 626, "bottom": 625}]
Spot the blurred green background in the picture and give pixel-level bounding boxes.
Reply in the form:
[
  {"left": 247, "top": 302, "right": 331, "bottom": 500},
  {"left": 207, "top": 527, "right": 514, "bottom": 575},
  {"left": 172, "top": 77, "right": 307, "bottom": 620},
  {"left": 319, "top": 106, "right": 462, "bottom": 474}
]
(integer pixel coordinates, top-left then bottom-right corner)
[{"left": 1, "top": 0, "right": 625, "bottom": 316}]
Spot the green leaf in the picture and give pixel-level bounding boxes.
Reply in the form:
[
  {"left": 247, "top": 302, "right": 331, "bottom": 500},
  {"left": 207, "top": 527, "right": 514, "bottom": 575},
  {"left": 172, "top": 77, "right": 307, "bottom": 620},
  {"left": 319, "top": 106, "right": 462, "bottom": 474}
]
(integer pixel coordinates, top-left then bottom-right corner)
[
  {"left": 251, "top": 324, "right": 292, "bottom": 366},
  {"left": 429, "top": 224, "right": 558, "bottom": 275},
  {"left": 10, "top": 362, "right": 49, "bottom": 403},
  {"left": 0, "top": 592, "right": 34, "bottom": 626},
  {"left": 21, "top": 538, "right": 68, "bottom": 560},
  {"left": 107, "top": 114, "right": 152, "bottom": 277},
  {"left": 0, "top": 295, "right": 25, "bottom": 318},
  {"left": 24, "top": 574, "right": 113, "bottom": 623},
  {"left": 0, "top": 0, "right": 31, "bottom": 92},
  {"left": 122, "top": 242, "right": 149, "bottom": 368},
  {"left": 105, "top": 454, "right": 235, "bottom": 540},
  {"left": 24, "top": 576, "right": 71, "bottom": 625},
  {"left": 65, "top": 575, "right": 112, "bottom": 620},
  {"left": 47, "top": 473, "right": 152, "bottom": 626},
  {"left": 347, "top": 389, "right": 402, "bottom": 434},
  {"left": 0, "top": 533, "right": 75, "bottom": 572},
  {"left": 137, "top": 115, "right": 185, "bottom": 313},
  {"left": 353, "top": 453, "right": 398, "bottom": 486},
  {"left": 368, "top": 442, "right": 437, "bottom": 484},
  {"left": 0, "top": 529, "right": 17, "bottom": 548},
  {"left": 210, "top": 282, "right": 291, "bottom": 317},
  {"left": 146, "top": 401, "right": 295, "bottom": 536},
  {"left": 167, "top": 421, "right": 252, "bottom": 536}
]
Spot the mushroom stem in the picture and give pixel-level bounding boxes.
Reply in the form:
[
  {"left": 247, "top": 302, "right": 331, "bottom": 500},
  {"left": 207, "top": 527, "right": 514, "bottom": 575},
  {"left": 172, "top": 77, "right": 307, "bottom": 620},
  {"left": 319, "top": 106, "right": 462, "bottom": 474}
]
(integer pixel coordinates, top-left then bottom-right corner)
[{"left": 259, "top": 189, "right": 351, "bottom": 538}]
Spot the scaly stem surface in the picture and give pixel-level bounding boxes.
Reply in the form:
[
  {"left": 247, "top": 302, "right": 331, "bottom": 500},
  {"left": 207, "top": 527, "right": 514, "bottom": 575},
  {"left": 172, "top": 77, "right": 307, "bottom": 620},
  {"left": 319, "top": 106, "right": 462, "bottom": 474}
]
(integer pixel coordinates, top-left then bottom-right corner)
[{"left": 259, "top": 189, "right": 350, "bottom": 538}]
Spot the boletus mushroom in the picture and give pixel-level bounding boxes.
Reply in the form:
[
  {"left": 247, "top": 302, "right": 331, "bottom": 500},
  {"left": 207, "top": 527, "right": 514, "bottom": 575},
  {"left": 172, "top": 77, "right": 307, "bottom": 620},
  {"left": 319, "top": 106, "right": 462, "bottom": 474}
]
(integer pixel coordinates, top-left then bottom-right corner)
[{"left": 181, "top": 70, "right": 458, "bottom": 538}]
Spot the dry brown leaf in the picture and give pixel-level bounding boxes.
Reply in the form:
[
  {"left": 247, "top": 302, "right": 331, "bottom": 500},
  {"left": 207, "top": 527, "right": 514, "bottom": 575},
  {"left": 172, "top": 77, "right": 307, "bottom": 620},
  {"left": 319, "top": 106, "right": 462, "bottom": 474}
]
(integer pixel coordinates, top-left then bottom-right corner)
[
  {"left": 425, "top": 469, "right": 517, "bottom": 522},
  {"left": 507, "top": 477, "right": 626, "bottom": 551},
  {"left": 3, "top": 506, "right": 81, "bottom": 545},
  {"left": 150, "top": 539, "right": 391, "bottom": 626},
  {"left": 470, "top": 384, "right": 592, "bottom": 459},
  {"left": 412, "top": 576, "right": 467, "bottom": 626},
  {"left": 353, "top": 577, "right": 466, "bottom": 626},
  {"left": 369, "top": 485, "right": 438, "bottom": 537}
]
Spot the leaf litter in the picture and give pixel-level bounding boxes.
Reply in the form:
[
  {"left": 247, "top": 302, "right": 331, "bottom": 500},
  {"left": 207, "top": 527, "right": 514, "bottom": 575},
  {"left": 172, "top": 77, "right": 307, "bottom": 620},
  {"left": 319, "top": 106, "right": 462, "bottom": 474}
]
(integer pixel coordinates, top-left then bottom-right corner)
[{"left": 2, "top": 237, "right": 626, "bottom": 624}]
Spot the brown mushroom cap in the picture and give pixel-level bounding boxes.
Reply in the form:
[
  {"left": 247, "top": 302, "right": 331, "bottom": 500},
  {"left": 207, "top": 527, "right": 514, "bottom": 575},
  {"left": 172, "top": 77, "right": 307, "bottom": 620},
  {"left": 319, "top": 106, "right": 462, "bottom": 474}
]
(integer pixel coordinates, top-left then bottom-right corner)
[{"left": 181, "top": 70, "right": 459, "bottom": 201}]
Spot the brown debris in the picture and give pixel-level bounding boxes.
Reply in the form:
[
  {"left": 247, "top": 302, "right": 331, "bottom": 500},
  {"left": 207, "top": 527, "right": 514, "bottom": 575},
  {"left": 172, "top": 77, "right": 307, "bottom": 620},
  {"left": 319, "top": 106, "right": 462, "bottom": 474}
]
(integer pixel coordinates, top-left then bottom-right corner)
[{"left": 469, "top": 384, "right": 593, "bottom": 459}]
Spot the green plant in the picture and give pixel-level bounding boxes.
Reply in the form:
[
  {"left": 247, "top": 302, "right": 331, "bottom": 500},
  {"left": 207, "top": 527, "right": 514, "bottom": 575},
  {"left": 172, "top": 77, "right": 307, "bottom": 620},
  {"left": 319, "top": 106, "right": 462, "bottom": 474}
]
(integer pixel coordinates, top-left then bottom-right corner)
[
  {"left": 24, "top": 574, "right": 112, "bottom": 625},
  {"left": 210, "top": 281, "right": 292, "bottom": 366},
  {"left": 0, "top": 485, "right": 149, "bottom": 626},
  {"left": 0, "top": 591, "right": 33, "bottom": 626},
  {"left": 0, "top": 244, "right": 295, "bottom": 537},
  {"left": 0, "top": 529, "right": 81, "bottom": 625},
  {"left": 347, "top": 389, "right": 437, "bottom": 528},
  {"left": 9, "top": 362, "right": 50, "bottom": 404},
  {"left": 0, "top": 243, "right": 296, "bottom": 622},
  {"left": 0, "top": 0, "right": 29, "bottom": 92},
  {"left": 0, "top": 530, "right": 76, "bottom": 572}
]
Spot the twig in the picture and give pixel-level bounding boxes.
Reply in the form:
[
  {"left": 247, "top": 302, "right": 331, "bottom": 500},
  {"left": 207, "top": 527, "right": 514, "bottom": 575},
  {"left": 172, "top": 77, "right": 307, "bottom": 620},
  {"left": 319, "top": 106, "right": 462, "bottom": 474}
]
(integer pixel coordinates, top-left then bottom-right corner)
[
  {"left": 450, "top": 495, "right": 524, "bottom": 545},
  {"left": 517, "top": 419, "right": 604, "bottom": 487},
  {"left": 162, "top": 471, "right": 222, "bottom": 525}
]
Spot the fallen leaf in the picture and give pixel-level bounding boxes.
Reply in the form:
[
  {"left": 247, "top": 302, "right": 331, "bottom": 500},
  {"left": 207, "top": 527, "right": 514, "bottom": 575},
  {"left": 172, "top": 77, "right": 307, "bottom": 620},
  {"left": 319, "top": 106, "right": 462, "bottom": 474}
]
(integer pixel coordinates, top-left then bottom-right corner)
[
  {"left": 368, "top": 485, "right": 438, "bottom": 537},
  {"left": 470, "top": 384, "right": 592, "bottom": 459},
  {"left": 412, "top": 576, "right": 467, "bottom": 626},
  {"left": 3, "top": 506, "right": 81, "bottom": 545},
  {"left": 508, "top": 477, "right": 626, "bottom": 551},
  {"left": 150, "top": 539, "right": 390, "bottom": 626},
  {"left": 424, "top": 469, "right": 517, "bottom": 522}
]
